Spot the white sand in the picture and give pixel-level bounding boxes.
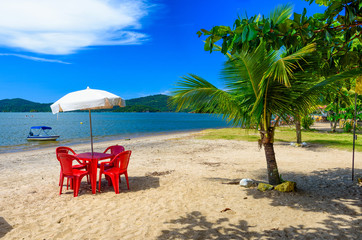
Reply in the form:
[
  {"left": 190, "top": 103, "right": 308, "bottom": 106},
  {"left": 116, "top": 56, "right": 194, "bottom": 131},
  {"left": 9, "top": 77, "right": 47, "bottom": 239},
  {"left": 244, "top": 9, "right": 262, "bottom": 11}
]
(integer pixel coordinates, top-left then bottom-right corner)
[{"left": 0, "top": 129, "right": 361, "bottom": 239}]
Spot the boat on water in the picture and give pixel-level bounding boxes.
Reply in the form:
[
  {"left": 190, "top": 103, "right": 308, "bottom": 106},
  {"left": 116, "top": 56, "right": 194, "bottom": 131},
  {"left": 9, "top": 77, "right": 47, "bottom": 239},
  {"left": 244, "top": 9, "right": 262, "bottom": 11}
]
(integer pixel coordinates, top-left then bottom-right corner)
[{"left": 27, "top": 126, "right": 60, "bottom": 141}]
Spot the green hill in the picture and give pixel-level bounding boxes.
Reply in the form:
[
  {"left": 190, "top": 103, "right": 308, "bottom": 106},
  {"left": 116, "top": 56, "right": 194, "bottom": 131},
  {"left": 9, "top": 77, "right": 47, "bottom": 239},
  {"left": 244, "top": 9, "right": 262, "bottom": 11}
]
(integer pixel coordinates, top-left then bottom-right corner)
[
  {"left": 0, "top": 94, "right": 176, "bottom": 112},
  {"left": 0, "top": 98, "right": 52, "bottom": 112},
  {"left": 114, "top": 94, "right": 173, "bottom": 112}
]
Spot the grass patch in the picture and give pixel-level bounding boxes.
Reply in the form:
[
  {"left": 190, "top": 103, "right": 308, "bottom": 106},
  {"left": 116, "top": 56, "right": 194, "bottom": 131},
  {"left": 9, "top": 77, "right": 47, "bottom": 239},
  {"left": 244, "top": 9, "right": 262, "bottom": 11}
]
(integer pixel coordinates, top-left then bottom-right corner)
[{"left": 198, "top": 127, "right": 362, "bottom": 152}]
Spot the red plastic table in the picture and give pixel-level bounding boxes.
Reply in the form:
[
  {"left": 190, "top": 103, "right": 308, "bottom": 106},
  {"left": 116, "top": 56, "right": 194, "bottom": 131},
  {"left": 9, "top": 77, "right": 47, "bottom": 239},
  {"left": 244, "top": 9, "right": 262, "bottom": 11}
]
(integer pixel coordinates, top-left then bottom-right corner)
[{"left": 76, "top": 152, "right": 114, "bottom": 194}]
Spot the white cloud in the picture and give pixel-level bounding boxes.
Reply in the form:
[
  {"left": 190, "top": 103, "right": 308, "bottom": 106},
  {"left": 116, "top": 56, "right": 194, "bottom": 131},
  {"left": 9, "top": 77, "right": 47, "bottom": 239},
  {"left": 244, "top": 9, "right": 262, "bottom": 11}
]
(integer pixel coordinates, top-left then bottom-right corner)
[
  {"left": 0, "top": 53, "right": 70, "bottom": 64},
  {"left": 0, "top": 0, "right": 150, "bottom": 55},
  {"left": 160, "top": 90, "right": 171, "bottom": 95}
]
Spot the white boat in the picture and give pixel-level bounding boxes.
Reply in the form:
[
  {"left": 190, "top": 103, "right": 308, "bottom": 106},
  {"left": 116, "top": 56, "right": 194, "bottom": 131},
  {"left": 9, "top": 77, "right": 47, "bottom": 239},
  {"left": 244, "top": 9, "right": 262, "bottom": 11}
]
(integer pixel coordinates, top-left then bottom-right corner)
[{"left": 27, "top": 126, "right": 60, "bottom": 141}]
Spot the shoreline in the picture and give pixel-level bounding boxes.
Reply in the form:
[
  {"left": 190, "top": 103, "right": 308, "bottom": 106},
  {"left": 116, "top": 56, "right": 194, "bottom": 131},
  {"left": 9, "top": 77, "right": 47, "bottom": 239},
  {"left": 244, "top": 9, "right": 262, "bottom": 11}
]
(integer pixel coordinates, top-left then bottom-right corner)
[
  {"left": 0, "top": 128, "right": 215, "bottom": 154},
  {"left": 0, "top": 121, "right": 358, "bottom": 155}
]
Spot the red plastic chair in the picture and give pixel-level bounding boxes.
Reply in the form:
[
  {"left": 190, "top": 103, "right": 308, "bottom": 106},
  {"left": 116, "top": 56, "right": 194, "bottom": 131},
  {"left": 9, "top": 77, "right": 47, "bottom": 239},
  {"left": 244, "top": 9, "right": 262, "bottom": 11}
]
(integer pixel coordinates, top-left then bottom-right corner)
[
  {"left": 57, "top": 153, "right": 90, "bottom": 197},
  {"left": 98, "top": 150, "right": 132, "bottom": 194},
  {"left": 97, "top": 145, "right": 125, "bottom": 169},
  {"left": 56, "top": 146, "right": 89, "bottom": 186},
  {"left": 104, "top": 145, "right": 125, "bottom": 155}
]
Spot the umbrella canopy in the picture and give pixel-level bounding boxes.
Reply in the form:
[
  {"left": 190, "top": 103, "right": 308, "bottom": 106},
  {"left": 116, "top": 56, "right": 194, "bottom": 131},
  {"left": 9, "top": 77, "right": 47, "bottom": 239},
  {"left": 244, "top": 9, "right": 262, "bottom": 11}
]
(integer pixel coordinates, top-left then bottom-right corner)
[
  {"left": 50, "top": 87, "right": 126, "bottom": 154},
  {"left": 50, "top": 87, "right": 125, "bottom": 114}
]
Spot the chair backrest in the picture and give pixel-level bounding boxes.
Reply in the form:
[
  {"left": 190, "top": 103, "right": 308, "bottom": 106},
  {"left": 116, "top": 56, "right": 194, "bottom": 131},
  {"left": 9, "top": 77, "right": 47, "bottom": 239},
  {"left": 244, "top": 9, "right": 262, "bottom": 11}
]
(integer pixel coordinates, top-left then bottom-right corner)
[
  {"left": 57, "top": 153, "right": 80, "bottom": 176},
  {"left": 112, "top": 150, "right": 132, "bottom": 171},
  {"left": 104, "top": 145, "right": 125, "bottom": 155},
  {"left": 56, "top": 146, "right": 76, "bottom": 161}
]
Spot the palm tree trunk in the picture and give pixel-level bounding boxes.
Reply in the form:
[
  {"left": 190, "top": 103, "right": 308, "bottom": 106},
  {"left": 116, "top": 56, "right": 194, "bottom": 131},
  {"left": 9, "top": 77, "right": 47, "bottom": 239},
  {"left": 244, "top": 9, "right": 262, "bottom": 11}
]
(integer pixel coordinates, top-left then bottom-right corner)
[
  {"left": 263, "top": 142, "right": 281, "bottom": 185},
  {"left": 332, "top": 120, "right": 337, "bottom": 132},
  {"left": 260, "top": 128, "right": 281, "bottom": 185},
  {"left": 295, "top": 116, "right": 302, "bottom": 144}
]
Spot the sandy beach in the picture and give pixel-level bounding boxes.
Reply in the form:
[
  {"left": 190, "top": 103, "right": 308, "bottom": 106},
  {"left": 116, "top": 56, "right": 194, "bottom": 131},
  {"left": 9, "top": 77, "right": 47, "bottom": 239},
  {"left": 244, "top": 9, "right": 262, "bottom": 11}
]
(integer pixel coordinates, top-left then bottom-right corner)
[{"left": 0, "top": 129, "right": 361, "bottom": 239}]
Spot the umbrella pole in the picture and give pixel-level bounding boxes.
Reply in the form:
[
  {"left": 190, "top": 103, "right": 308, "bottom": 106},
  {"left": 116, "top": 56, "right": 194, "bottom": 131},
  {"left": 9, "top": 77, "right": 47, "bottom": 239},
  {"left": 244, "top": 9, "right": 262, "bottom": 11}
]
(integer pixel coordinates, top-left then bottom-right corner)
[
  {"left": 352, "top": 93, "right": 357, "bottom": 181},
  {"left": 89, "top": 110, "right": 94, "bottom": 156}
]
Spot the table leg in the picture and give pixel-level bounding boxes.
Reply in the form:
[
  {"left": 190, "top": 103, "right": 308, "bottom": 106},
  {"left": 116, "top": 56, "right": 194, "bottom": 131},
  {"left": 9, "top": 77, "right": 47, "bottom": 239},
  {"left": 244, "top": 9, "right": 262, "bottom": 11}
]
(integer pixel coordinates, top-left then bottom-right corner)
[{"left": 91, "top": 159, "right": 98, "bottom": 194}]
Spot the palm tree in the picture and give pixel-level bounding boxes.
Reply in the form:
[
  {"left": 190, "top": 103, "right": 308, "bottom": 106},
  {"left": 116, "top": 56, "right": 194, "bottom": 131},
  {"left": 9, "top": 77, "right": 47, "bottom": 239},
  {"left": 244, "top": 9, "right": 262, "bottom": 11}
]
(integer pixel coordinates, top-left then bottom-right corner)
[{"left": 171, "top": 42, "right": 316, "bottom": 185}]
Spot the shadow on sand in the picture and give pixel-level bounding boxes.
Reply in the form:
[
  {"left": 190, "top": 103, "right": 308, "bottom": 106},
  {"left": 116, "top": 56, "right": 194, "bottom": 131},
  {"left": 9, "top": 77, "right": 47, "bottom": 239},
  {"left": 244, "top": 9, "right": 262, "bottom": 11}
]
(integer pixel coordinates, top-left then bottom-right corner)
[
  {"left": 158, "top": 168, "right": 361, "bottom": 239},
  {"left": 157, "top": 211, "right": 360, "bottom": 239},
  {"left": 59, "top": 176, "right": 160, "bottom": 196},
  {"left": 97, "top": 175, "right": 160, "bottom": 194},
  {"left": 0, "top": 217, "right": 13, "bottom": 238},
  {"left": 209, "top": 168, "right": 361, "bottom": 216}
]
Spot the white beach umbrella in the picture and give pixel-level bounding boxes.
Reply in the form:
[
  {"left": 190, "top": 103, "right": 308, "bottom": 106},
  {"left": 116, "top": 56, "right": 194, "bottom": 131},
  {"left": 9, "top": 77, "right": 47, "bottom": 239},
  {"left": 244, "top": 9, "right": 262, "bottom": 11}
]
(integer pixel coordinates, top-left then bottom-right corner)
[{"left": 51, "top": 87, "right": 126, "bottom": 154}]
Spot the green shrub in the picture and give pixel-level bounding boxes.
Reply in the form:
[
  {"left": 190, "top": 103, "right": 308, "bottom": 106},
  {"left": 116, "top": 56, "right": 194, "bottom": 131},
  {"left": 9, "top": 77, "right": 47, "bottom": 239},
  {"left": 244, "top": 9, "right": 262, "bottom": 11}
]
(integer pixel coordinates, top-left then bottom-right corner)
[
  {"left": 301, "top": 115, "right": 315, "bottom": 130},
  {"left": 343, "top": 121, "right": 353, "bottom": 132}
]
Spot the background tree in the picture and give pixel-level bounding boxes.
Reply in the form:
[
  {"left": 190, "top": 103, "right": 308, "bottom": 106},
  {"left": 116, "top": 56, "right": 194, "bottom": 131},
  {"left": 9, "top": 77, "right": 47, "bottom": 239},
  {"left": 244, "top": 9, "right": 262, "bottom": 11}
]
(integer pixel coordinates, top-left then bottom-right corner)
[
  {"left": 197, "top": 2, "right": 362, "bottom": 141},
  {"left": 171, "top": 42, "right": 315, "bottom": 185}
]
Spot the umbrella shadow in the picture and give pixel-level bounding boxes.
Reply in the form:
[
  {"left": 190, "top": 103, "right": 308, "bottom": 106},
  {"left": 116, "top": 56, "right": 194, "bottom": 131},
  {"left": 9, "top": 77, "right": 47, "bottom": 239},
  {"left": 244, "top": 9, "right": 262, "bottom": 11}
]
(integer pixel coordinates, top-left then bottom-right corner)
[
  {"left": 0, "top": 217, "right": 13, "bottom": 238},
  {"left": 206, "top": 167, "right": 361, "bottom": 216},
  {"left": 157, "top": 211, "right": 360, "bottom": 239}
]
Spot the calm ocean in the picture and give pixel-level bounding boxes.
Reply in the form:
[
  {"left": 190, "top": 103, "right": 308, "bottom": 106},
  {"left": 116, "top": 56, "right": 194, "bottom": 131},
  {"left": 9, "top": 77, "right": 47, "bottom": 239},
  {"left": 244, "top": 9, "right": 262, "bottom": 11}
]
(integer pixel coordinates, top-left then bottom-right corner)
[{"left": 0, "top": 112, "right": 231, "bottom": 153}]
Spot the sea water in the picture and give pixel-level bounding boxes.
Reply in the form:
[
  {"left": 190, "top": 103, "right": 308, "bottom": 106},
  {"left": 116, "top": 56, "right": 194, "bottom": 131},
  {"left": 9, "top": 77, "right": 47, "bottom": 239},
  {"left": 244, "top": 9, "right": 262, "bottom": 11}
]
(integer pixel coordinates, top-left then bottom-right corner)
[{"left": 0, "top": 112, "right": 231, "bottom": 153}]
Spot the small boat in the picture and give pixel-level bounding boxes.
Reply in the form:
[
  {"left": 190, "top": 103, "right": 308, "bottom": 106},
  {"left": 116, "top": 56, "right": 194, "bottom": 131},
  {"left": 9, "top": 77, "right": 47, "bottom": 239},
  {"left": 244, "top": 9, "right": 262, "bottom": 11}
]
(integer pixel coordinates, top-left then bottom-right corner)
[{"left": 27, "top": 126, "right": 60, "bottom": 141}]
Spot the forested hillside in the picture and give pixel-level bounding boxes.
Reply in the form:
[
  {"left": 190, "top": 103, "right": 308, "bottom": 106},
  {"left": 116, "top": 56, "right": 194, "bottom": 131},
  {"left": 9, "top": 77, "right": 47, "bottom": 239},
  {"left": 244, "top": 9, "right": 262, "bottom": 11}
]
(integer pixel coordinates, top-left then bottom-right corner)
[
  {"left": 0, "top": 94, "right": 176, "bottom": 112},
  {"left": 0, "top": 98, "right": 52, "bottom": 112}
]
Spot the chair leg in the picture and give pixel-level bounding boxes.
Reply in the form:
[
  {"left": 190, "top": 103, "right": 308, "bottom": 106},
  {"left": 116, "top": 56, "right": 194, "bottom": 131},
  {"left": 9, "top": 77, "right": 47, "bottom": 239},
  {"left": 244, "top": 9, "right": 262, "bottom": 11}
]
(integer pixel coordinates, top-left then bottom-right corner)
[
  {"left": 85, "top": 166, "right": 90, "bottom": 184},
  {"left": 59, "top": 171, "right": 63, "bottom": 186},
  {"left": 111, "top": 174, "right": 120, "bottom": 194},
  {"left": 98, "top": 172, "right": 103, "bottom": 192},
  {"left": 125, "top": 172, "right": 130, "bottom": 190},
  {"left": 106, "top": 175, "right": 112, "bottom": 186},
  {"left": 74, "top": 175, "right": 86, "bottom": 197},
  {"left": 59, "top": 176, "right": 64, "bottom": 195},
  {"left": 74, "top": 177, "right": 80, "bottom": 197}
]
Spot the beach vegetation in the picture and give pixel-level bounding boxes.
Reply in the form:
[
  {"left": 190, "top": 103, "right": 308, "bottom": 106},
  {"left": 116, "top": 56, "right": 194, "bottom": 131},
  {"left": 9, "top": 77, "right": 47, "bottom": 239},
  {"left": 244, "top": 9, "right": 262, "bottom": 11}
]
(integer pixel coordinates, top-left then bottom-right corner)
[
  {"left": 301, "top": 115, "right": 315, "bottom": 130},
  {"left": 198, "top": 127, "right": 362, "bottom": 152},
  {"left": 198, "top": 0, "right": 362, "bottom": 140},
  {"left": 174, "top": 1, "right": 362, "bottom": 185},
  {"left": 171, "top": 41, "right": 316, "bottom": 185}
]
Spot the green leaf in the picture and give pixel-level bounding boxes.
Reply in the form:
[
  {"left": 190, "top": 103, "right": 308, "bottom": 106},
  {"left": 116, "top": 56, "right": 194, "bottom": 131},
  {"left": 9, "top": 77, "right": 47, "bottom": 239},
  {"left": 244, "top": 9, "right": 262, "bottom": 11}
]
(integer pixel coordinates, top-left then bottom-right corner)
[
  {"left": 234, "top": 18, "right": 241, "bottom": 28},
  {"left": 336, "top": 15, "right": 345, "bottom": 24},
  {"left": 325, "top": 30, "right": 332, "bottom": 42},
  {"left": 222, "top": 40, "right": 228, "bottom": 54},
  {"left": 242, "top": 26, "right": 249, "bottom": 43},
  {"left": 234, "top": 26, "right": 244, "bottom": 34},
  {"left": 196, "top": 31, "right": 202, "bottom": 37},
  {"left": 263, "top": 21, "right": 271, "bottom": 34},
  {"left": 201, "top": 29, "right": 211, "bottom": 35},
  {"left": 313, "top": 13, "right": 325, "bottom": 20},
  {"left": 346, "top": 6, "right": 356, "bottom": 24},
  {"left": 216, "top": 26, "right": 231, "bottom": 36},
  {"left": 204, "top": 37, "right": 211, "bottom": 51},
  {"left": 247, "top": 25, "right": 258, "bottom": 41},
  {"left": 302, "top": 8, "right": 307, "bottom": 19},
  {"left": 293, "top": 13, "right": 301, "bottom": 24}
]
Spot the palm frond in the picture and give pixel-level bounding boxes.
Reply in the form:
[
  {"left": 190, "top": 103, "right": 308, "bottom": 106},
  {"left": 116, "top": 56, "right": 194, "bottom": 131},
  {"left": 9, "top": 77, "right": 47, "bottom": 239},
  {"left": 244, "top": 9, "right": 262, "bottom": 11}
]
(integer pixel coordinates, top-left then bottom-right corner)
[
  {"left": 264, "top": 43, "right": 316, "bottom": 86},
  {"left": 170, "top": 74, "right": 250, "bottom": 126},
  {"left": 269, "top": 4, "right": 293, "bottom": 25},
  {"left": 306, "top": 68, "right": 362, "bottom": 97}
]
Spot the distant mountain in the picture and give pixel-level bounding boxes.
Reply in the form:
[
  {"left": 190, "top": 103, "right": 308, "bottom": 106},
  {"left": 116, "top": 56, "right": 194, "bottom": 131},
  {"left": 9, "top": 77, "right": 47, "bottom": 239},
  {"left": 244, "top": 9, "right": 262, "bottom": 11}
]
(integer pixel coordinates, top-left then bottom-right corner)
[
  {"left": 114, "top": 94, "right": 173, "bottom": 112},
  {"left": 0, "top": 94, "right": 177, "bottom": 112},
  {"left": 0, "top": 98, "right": 52, "bottom": 112}
]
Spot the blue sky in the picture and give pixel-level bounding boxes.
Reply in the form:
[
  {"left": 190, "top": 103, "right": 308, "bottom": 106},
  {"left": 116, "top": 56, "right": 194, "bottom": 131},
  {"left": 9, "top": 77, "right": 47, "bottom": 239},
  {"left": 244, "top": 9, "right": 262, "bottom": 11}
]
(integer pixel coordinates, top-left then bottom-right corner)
[{"left": 0, "top": 0, "right": 325, "bottom": 103}]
